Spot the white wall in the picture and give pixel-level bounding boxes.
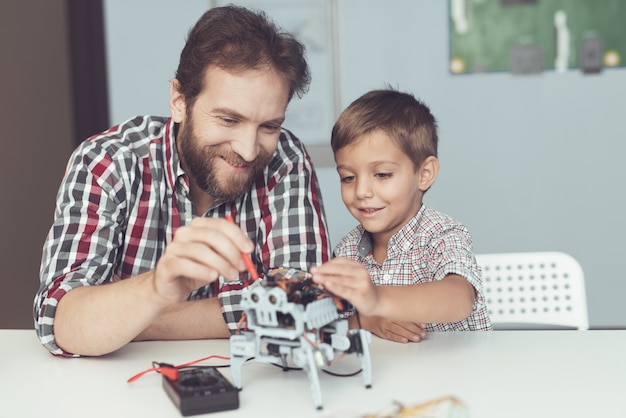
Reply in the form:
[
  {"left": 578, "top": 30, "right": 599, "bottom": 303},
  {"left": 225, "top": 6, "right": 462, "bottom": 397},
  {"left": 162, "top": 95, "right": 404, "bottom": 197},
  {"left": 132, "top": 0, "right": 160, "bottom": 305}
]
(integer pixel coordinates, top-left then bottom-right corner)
[{"left": 104, "top": 0, "right": 626, "bottom": 328}]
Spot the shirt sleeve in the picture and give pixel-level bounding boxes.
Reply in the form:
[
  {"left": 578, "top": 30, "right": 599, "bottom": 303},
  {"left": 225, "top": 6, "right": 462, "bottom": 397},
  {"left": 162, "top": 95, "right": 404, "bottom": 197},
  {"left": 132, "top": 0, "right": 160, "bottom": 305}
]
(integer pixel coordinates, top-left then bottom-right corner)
[
  {"left": 218, "top": 131, "right": 332, "bottom": 333},
  {"left": 427, "top": 223, "right": 490, "bottom": 324},
  {"left": 34, "top": 142, "right": 127, "bottom": 356}
]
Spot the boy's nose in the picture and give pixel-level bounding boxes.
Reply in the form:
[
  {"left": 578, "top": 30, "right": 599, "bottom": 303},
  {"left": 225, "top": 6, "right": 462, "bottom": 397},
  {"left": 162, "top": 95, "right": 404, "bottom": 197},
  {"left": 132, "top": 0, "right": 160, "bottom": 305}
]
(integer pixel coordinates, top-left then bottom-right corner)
[{"left": 355, "top": 179, "right": 373, "bottom": 199}]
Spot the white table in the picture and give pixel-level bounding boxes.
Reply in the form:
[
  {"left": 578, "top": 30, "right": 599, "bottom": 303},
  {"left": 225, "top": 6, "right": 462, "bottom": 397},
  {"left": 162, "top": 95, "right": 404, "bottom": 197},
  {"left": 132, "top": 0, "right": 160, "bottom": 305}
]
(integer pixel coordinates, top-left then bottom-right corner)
[{"left": 2, "top": 329, "right": 623, "bottom": 417}]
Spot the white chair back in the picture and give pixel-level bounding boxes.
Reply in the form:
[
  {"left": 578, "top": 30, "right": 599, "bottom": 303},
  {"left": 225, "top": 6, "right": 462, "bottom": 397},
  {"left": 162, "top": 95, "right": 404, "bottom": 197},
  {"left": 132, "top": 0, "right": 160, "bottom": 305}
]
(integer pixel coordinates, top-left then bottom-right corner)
[{"left": 475, "top": 252, "right": 588, "bottom": 330}]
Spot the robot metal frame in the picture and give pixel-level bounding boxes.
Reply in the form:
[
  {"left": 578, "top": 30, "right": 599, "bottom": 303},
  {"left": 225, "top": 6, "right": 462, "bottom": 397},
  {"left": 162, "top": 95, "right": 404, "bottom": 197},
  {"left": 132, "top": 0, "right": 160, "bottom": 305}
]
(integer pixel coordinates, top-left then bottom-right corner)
[{"left": 229, "top": 268, "right": 373, "bottom": 410}]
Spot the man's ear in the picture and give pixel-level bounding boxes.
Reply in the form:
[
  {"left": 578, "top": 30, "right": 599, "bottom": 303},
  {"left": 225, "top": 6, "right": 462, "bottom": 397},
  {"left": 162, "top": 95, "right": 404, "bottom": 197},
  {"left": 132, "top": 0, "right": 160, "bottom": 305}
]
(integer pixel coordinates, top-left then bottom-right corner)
[
  {"left": 417, "top": 156, "right": 439, "bottom": 192},
  {"left": 169, "top": 79, "right": 186, "bottom": 123}
]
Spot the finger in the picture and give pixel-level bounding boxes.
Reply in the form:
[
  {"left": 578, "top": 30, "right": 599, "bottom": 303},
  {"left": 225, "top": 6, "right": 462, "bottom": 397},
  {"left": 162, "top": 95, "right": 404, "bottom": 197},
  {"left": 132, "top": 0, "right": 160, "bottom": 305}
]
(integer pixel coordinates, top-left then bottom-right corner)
[
  {"left": 190, "top": 217, "right": 254, "bottom": 253},
  {"left": 314, "top": 274, "right": 361, "bottom": 296},
  {"left": 312, "top": 262, "right": 362, "bottom": 285},
  {"left": 166, "top": 239, "right": 240, "bottom": 281},
  {"left": 154, "top": 256, "right": 221, "bottom": 302},
  {"left": 374, "top": 327, "right": 410, "bottom": 344},
  {"left": 383, "top": 333, "right": 410, "bottom": 344},
  {"left": 385, "top": 321, "right": 426, "bottom": 343},
  {"left": 313, "top": 257, "right": 360, "bottom": 275},
  {"left": 387, "top": 328, "right": 424, "bottom": 343},
  {"left": 393, "top": 321, "right": 427, "bottom": 336},
  {"left": 173, "top": 223, "right": 249, "bottom": 272}
]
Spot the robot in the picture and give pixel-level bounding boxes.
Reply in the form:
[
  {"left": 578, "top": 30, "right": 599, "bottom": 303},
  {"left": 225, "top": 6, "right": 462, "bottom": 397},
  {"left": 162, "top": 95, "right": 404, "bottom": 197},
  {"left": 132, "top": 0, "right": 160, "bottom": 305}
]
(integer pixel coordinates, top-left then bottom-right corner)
[{"left": 229, "top": 268, "right": 372, "bottom": 410}]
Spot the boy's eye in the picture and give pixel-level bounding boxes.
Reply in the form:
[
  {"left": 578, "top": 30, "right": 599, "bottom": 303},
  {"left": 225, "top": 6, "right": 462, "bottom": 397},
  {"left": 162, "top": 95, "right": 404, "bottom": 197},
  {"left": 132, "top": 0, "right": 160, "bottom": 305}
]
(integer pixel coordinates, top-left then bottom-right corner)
[
  {"left": 375, "top": 172, "right": 392, "bottom": 179},
  {"left": 340, "top": 175, "right": 355, "bottom": 183}
]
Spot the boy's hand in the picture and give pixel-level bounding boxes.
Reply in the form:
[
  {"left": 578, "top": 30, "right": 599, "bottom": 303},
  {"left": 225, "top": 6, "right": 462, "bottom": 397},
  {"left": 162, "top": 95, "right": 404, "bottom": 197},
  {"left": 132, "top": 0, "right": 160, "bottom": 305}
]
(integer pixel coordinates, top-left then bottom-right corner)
[
  {"left": 311, "top": 257, "right": 379, "bottom": 316},
  {"left": 357, "top": 315, "right": 427, "bottom": 343}
]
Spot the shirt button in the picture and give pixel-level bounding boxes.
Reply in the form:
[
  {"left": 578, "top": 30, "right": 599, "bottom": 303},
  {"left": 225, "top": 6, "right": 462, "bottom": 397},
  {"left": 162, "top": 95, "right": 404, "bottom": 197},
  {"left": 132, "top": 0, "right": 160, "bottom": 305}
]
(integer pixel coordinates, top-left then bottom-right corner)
[{"left": 383, "top": 273, "right": 392, "bottom": 281}]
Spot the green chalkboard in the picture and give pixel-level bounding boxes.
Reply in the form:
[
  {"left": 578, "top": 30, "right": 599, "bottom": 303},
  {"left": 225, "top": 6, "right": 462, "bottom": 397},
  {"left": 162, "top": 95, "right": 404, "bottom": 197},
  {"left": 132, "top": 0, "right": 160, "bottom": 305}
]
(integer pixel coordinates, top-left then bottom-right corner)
[{"left": 449, "top": 0, "right": 626, "bottom": 74}]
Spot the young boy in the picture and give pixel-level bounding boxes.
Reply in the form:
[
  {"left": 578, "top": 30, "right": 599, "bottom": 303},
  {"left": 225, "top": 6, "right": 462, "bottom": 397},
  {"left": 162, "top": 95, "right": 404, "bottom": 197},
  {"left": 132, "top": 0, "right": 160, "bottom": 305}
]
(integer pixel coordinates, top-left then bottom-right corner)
[{"left": 311, "top": 88, "right": 492, "bottom": 342}]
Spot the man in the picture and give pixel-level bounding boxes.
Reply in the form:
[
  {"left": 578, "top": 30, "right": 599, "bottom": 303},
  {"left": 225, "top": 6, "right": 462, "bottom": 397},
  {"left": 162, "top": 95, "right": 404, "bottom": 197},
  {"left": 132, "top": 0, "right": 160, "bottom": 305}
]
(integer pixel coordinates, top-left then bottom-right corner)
[{"left": 34, "top": 5, "right": 330, "bottom": 357}]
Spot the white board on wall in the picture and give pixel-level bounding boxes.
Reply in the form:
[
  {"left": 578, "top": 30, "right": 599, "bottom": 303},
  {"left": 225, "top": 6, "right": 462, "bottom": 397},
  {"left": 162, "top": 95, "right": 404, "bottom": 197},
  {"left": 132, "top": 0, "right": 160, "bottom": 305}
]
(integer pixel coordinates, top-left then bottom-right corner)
[{"left": 104, "top": 0, "right": 339, "bottom": 147}]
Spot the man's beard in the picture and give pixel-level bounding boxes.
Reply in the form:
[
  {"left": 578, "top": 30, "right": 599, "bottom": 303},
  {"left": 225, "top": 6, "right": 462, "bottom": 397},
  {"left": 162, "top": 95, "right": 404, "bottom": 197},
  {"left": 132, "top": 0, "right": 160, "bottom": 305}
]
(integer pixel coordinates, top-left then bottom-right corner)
[{"left": 177, "top": 121, "right": 272, "bottom": 205}]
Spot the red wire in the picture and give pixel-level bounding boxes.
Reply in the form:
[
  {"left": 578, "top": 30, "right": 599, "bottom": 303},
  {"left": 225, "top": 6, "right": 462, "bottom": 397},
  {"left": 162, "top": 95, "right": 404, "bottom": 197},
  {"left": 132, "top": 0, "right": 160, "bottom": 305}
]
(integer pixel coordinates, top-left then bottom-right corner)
[{"left": 126, "top": 355, "right": 230, "bottom": 383}]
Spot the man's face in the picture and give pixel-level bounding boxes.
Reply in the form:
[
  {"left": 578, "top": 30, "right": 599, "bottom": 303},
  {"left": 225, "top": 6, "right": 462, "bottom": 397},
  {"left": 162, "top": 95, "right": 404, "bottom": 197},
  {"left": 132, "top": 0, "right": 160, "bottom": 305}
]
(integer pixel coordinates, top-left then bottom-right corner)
[{"left": 172, "top": 65, "right": 289, "bottom": 206}]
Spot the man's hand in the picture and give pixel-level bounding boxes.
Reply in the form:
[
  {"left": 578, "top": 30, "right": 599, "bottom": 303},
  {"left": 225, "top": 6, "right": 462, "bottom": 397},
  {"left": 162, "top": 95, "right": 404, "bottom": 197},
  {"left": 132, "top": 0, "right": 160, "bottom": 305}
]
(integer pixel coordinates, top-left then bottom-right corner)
[
  {"left": 152, "top": 217, "right": 254, "bottom": 303},
  {"left": 54, "top": 216, "right": 248, "bottom": 356}
]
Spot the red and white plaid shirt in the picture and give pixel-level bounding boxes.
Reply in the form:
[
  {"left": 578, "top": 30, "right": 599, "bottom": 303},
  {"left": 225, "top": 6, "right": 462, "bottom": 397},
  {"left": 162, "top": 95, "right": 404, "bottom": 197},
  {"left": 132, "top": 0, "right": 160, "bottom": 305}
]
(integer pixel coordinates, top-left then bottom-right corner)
[
  {"left": 34, "top": 116, "right": 331, "bottom": 355},
  {"left": 333, "top": 205, "right": 491, "bottom": 331}
]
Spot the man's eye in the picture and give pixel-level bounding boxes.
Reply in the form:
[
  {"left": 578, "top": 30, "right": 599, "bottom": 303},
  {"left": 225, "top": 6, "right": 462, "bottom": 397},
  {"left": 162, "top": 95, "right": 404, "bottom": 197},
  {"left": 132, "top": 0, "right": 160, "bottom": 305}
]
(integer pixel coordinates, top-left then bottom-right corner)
[
  {"left": 261, "top": 124, "right": 281, "bottom": 133},
  {"left": 220, "top": 117, "right": 237, "bottom": 125}
]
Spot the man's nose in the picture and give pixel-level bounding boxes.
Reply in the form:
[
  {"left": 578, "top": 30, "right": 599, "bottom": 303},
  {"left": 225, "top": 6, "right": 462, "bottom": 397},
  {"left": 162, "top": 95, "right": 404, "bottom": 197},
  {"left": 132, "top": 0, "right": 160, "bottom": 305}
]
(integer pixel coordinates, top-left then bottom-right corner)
[{"left": 231, "top": 128, "right": 260, "bottom": 162}]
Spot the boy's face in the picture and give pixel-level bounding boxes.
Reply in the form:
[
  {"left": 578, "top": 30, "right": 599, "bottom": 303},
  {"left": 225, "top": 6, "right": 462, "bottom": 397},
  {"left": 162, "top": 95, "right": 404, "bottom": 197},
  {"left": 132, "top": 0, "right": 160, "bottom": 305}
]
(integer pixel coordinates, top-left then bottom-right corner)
[{"left": 335, "top": 130, "right": 437, "bottom": 246}]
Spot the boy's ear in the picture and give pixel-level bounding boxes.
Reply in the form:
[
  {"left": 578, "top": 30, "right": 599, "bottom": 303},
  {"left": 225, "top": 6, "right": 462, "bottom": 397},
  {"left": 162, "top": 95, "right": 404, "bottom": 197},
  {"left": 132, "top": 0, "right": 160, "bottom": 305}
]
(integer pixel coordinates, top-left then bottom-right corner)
[
  {"left": 169, "top": 79, "right": 187, "bottom": 123},
  {"left": 417, "top": 156, "right": 439, "bottom": 192}
]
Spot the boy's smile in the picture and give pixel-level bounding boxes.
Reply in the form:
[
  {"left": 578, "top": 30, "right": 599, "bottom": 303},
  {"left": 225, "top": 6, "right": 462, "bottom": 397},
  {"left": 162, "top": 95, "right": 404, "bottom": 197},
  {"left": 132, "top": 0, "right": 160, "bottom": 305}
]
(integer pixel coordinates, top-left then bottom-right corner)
[{"left": 358, "top": 207, "right": 384, "bottom": 217}]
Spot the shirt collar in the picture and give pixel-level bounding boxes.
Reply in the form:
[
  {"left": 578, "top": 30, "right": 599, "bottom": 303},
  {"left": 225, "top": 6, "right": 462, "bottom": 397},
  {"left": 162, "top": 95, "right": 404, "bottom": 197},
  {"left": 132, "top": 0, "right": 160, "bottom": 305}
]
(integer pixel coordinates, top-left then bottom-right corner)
[{"left": 163, "top": 119, "right": 189, "bottom": 195}]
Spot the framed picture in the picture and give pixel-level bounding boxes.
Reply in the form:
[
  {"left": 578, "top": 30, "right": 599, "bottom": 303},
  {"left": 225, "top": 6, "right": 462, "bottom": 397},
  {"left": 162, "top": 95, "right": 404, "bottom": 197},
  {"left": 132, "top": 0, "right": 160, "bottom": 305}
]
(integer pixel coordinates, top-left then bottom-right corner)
[{"left": 449, "top": 0, "right": 626, "bottom": 75}]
